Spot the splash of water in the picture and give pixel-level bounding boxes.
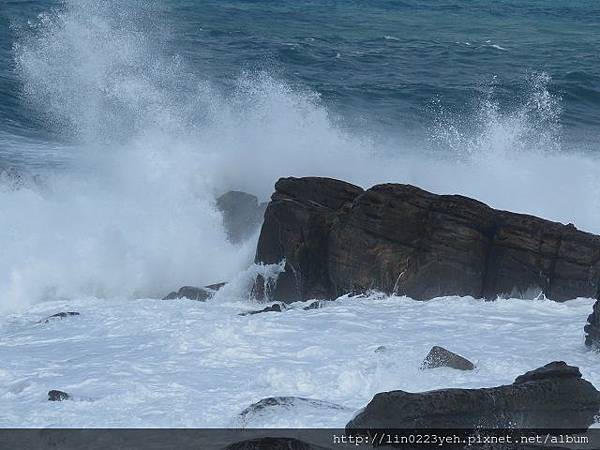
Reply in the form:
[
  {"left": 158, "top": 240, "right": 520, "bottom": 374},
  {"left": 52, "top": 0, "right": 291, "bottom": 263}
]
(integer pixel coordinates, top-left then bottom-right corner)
[{"left": 1, "top": 0, "right": 598, "bottom": 311}]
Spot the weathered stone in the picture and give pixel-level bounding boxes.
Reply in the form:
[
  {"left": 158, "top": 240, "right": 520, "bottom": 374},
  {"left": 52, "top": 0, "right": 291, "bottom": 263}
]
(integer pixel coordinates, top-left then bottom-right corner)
[
  {"left": 254, "top": 177, "right": 364, "bottom": 303},
  {"left": 421, "top": 346, "right": 475, "bottom": 371},
  {"left": 237, "top": 396, "right": 351, "bottom": 428},
  {"left": 585, "top": 299, "right": 600, "bottom": 349},
  {"left": 48, "top": 390, "right": 70, "bottom": 401},
  {"left": 217, "top": 191, "right": 267, "bottom": 243},
  {"left": 255, "top": 177, "right": 600, "bottom": 302},
  {"left": 303, "top": 301, "right": 323, "bottom": 311},
  {"left": 163, "top": 283, "right": 226, "bottom": 301},
  {"left": 239, "top": 304, "right": 284, "bottom": 316},
  {"left": 346, "top": 361, "right": 600, "bottom": 430},
  {"left": 40, "top": 312, "right": 80, "bottom": 324},
  {"left": 224, "top": 437, "right": 329, "bottom": 450}
]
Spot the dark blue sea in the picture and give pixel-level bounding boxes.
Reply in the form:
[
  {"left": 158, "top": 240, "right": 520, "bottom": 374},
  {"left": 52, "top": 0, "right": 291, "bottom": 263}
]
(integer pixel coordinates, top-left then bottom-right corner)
[{"left": 0, "top": 0, "right": 599, "bottom": 307}]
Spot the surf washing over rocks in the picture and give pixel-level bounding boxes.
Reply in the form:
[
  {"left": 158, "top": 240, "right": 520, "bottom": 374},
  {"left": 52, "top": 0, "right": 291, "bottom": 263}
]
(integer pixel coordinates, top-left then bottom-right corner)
[
  {"left": 0, "top": 0, "right": 598, "bottom": 311},
  {"left": 1, "top": 0, "right": 600, "bottom": 436}
]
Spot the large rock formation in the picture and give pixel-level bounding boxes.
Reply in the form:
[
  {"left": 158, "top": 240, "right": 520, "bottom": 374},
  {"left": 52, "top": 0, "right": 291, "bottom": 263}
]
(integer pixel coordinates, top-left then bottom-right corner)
[
  {"left": 346, "top": 361, "right": 600, "bottom": 430},
  {"left": 585, "top": 299, "right": 600, "bottom": 349},
  {"left": 217, "top": 191, "right": 267, "bottom": 243},
  {"left": 255, "top": 177, "right": 600, "bottom": 302}
]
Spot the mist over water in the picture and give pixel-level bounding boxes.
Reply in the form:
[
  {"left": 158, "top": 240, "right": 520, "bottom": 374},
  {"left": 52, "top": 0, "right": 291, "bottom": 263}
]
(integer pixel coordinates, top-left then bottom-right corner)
[{"left": 1, "top": 0, "right": 599, "bottom": 311}]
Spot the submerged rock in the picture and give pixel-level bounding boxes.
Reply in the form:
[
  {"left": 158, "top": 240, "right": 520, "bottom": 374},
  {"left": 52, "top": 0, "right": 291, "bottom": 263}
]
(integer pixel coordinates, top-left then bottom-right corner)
[
  {"left": 346, "top": 361, "right": 600, "bottom": 430},
  {"left": 255, "top": 177, "right": 600, "bottom": 302},
  {"left": 217, "top": 191, "right": 267, "bottom": 244},
  {"left": 39, "top": 312, "right": 80, "bottom": 324},
  {"left": 238, "top": 304, "right": 284, "bottom": 316},
  {"left": 421, "top": 346, "right": 475, "bottom": 371},
  {"left": 163, "top": 282, "right": 226, "bottom": 301},
  {"left": 237, "top": 396, "right": 351, "bottom": 428},
  {"left": 48, "top": 390, "right": 70, "bottom": 401},
  {"left": 303, "top": 300, "right": 324, "bottom": 310},
  {"left": 585, "top": 299, "right": 600, "bottom": 349},
  {"left": 224, "top": 437, "right": 329, "bottom": 450}
]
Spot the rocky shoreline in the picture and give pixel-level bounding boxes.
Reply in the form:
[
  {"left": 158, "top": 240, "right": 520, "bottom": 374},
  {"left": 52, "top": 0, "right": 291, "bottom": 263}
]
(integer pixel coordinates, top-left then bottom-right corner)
[{"left": 157, "top": 176, "right": 600, "bottom": 444}]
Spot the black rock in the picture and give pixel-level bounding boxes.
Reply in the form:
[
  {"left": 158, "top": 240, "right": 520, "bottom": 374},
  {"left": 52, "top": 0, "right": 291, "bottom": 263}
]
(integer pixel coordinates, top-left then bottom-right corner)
[
  {"left": 237, "top": 396, "right": 351, "bottom": 428},
  {"left": 585, "top": 299, "right": 600, "bottom": 349},
  {"left": 163, "top": 283, "right": 226, "bottom": 301},
  {"left": 255, "top": 177, "right": 600, "bottom": 302},
  {"left": 40, "top": 312, "right": 80, "bottom": 324},
  {"left": 346, "top": 361, "right": 600, "bottom": 430},
  {"left": 224, "top": 437, "right": 329, "bottom": 450},
  {"left": 303, "top": 301, "right": 323, "bottom": 310},
  {"left": 239, "top": 304, "right": 284, "bottom": 316},
  {"left": 217, "top": 191, "right": 267, "bottom": 244},
  {"left": 48, "top": 390, "right": 70, "bottom": 401},
  {"left": 254, "top": 177, "right": 364, "bottom": 303},
  {"left": 421, "top": 346, "right": 475, "bottom": 371}
]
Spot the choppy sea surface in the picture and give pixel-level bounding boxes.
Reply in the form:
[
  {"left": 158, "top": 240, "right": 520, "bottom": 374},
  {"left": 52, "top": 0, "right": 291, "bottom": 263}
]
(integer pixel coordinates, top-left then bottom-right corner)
[{"left": 0, "top": 0, "right": 599, "bottom": 428}]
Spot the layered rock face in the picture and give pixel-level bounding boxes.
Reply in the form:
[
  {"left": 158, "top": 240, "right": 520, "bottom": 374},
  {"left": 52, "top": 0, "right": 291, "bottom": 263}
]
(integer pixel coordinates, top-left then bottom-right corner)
[
  {"left": 255, "top": 177, "right": 600, "bottom": 302},
  {"left": 255, "top": 177, "right": 364, "bottom": 302},
  {"left": 346, "top": 361, "right": 600, "bottom": 430}
]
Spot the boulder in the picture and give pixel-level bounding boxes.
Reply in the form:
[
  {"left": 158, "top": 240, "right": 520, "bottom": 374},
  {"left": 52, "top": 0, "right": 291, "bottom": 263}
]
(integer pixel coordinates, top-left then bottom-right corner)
[
  {"left": 421, "top": 346, "right": 475, "bottom": 371},
  {"left": 237, "top": 396, "right": 351, "bottom": 428},
  {"left": 224, "top": 437, "right": 329, "bottom": 450},
  {"left": 48, "top": 390, "right": 70, "bottom": 401},
  {"left": 255, "top": 177, "right": 600, "bottom": 302},
  {"left": 303, "top": 301, "right": 323, "bottom": 311},
  {"left": 238, "top": 303, "right": 284, "bottom": 316},
  {"left": 346, "top": 361, "right": 600, "bottom": 430},
  {"left": 163, "top": 282, "right": 225, "bottom": 301},
  {"left": 217, "top": 191, "right": 267, "bottom": 243},
  {"left": 39, "top": 312, "right": 80, "bottom": 324},
  {"left": 585, "top": 299, "right": 600, "bottom": 349}
]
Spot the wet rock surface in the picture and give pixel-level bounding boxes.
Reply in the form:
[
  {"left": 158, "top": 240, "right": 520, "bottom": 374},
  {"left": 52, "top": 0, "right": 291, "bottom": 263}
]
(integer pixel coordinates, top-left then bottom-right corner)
[
  {"left": 346, "top": 361, "right": 600, "bottom": 430},
  {"left": 39, "top": 312, "right": 80, "bottom": 324},
  {"left": 585, "top": 299, "right": 600, "bottom": 349},
  {"left": 420, "top": 346, "right": 475, "bottom": 371},
  {"left": 48, "top": 390, "right": 70, "bottom": 401},
  {"left": 163, "top": 283, "right": 226, "bottom": 301},
  {"left": 255, "top": 177, "right": 600, "bottom": 302},
  {"left": 238, "top": 303, "right": 284, "bottom": 316}
]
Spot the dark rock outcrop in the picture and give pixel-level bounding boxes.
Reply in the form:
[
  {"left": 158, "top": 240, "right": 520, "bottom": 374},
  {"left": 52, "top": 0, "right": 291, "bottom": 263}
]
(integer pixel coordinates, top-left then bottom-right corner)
[
  {"left": 217, "top": 191, "right": 267, "bottom": 244},
  {"left": 238, "top": 303, "right": 284, "bottom": 316},
  {"left": 237, "top": 396, "right": 352, "bottom": 428},
  {"left": 48, "top": 390, "right": 70, "bottom": 401},
  {"left": 346, "top": 361, "right": 600, "bottom": 430},
  {"left": 421, "top": 346, "right": 475, "bottom": 371},
  {"left": 255, "top": 177, "right": 600, "bottom": 302},
  {"left": 163, "top": 283, "right": 226, "bottom": 301},
  {"left": 224, "top": 437, "right": 329, "bottom": 450},
  {"left": 39, "top": 312, "right": 80, "bottom": 324},
  {"left": 254, "top": 177, "right": 364, "bottom": 302},
  {"left": 585, "top": 299, "right": 600, "bottom": 349}
]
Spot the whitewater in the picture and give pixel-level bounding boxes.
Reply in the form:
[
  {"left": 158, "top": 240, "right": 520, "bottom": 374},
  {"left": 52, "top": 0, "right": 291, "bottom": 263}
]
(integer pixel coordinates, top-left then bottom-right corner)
[
  {"left": 1, "top": 0, "right": 600, "bottom": 429},
  {"left": 1, "top": 294, "right": 597, "bottom": 427}
]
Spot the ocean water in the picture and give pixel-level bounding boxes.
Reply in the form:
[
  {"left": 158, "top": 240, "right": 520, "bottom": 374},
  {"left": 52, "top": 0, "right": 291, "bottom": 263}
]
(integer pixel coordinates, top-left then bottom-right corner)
[
  {"left": 1, "top": 294, "right": 597, "bottom": 427},
  {"left": 0, "top": 0, "right": 599, "bottom": 429},
  {"left": 0, "top": 0, "right": 599, "bottom": 309}
]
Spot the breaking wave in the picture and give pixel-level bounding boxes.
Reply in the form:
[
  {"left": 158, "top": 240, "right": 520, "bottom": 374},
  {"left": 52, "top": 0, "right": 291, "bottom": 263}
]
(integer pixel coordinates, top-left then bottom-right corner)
[{"left": 1, "top": 0, "right": 598, "bottom": 311}]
